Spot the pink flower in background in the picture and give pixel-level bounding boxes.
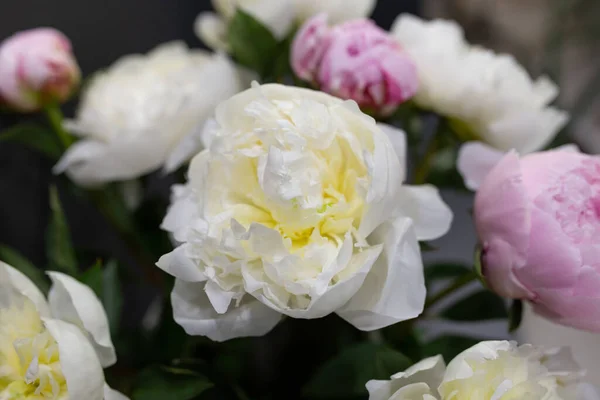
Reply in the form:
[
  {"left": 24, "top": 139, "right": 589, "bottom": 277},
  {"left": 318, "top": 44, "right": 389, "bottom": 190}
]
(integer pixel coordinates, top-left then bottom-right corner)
[
  {"left": 291, "top": 15, "right": 418, "bottom": 116},
  {"left": 474, "top": 149, "right": 600, "bottom": 332},
  {"left": 0, "top": 28, "right": 80, "bottom": 112}
]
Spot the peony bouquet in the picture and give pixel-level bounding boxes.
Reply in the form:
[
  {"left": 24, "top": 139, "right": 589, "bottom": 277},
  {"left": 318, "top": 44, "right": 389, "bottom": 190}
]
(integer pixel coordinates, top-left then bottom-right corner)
[{"left": 0, "top": 2, "right": 598, "bottom": 399}]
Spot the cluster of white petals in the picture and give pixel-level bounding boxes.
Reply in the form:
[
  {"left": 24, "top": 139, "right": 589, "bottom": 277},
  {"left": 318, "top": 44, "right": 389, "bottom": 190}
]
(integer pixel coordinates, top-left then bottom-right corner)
[
  {"left": 368, "top": 341, "right": 599, "bottom": 400},
  {"left": 0, "top": 262, "right": 127, "bottom": 400},
  {"left": 391, "top": 14, "right": 568, "bottom": 155},
  {"left": 195, "top": 0, "right": 376, "bottom": 51},
  {"left": 158, "top": 83, "right": 452, "bottom": 341},
  {"left": 54, "top": 42, "right": 246, "bottom": 186}
]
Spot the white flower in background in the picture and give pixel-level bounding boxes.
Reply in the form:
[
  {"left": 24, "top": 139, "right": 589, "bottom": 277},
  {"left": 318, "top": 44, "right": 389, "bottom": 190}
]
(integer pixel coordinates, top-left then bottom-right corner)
[
  {"left": 0, "top": 262, "right": 127, "bottom": 400},
  {"left": 157, "top": 83, "right": 452, "bottom": 341},
  {"left": 195, "top": 0, "right": 376, "bottom": 51},
  {"left": 390, "top": 14, "right": 569, "bottom": 155},
  {"left": 367, "top": 341, "right": 599, "bottom": 400},
  {"left": 54, "top": 42, "right": 246, "bottom": 187}
]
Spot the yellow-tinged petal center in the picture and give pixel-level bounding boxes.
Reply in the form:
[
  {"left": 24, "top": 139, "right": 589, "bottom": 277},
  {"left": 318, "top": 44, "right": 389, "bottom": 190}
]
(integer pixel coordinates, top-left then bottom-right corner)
[{"left": 0, "top": 300, "right": 67, "bottom": 399}]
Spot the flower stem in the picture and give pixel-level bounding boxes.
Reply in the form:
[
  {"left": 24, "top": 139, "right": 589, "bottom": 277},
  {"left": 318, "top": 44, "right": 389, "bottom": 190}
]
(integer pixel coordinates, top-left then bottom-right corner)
[
  {"left": 413, "top": 135, "right": 438, "bottom": 184},
  {"left": 44, "top": 104, "right": 74, "bottom": 150},
  {"left": 425, "top": 272, "right": 477, "bottom": 309}
]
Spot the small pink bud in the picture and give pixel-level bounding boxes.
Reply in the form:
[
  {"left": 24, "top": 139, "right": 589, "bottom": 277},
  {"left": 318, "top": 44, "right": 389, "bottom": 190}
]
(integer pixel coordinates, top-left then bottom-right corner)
[
  {"left": 291, "top": 15, "right": 418, "bottom": 116},
  {"left": 0, "top": 28, "right": 81, "bottom": 112},
  {"left": 474, "top": 149, "right": 600, "bottom": 332}
]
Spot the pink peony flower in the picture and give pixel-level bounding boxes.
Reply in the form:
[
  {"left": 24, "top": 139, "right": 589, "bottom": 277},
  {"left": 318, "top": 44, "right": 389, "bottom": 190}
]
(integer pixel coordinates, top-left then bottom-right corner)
[
  {"left": 0, "top": 28, "right": 80, "bottom": 112},
  {"left": 291, "top": 15, "right": 418, "bottom": 116},
  {"left": 474, "top": 149, "right": 600, "bottom": 332}
]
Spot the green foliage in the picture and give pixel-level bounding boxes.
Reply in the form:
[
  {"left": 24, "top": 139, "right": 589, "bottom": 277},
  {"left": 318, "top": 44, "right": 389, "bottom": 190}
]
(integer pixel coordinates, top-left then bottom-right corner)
[
  {"left": 422, "top": 335, "right": 480, "bottom": 362},
  {"left": 425, "top": 263, "right": 471, "bottom": 285},
  {"left": 508, "top": 299, "right": 524, "bottom": 333},
  {"left": 80, "top": 259, "right": 123, "bottom": 335},
  {"left": 0, "top": 122, "right": 62, "bottom": 159},
  {"left": 46, "top": 186, "right": 78, "bottom": 275},
  {"left": 442, "top": 290, "right": 508, "bottom": 321},
  {"left": 303, "top": 342, "right": 412, "bottom": 398},
  {"left": 0, "top": 244, "right": 49, "bottom": 293},
  {"left": 132, "top": 366, "right": 213, "bottom": 400},
  {"left": 473, "top": 244, "right": 487, "bottom": 287},
  {"left": 228, "top": 9, "right": 279, "bottom": 78}
]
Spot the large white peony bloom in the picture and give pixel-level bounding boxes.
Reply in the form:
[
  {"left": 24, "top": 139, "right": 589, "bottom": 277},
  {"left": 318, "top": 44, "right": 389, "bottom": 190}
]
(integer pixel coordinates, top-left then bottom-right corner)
[
  {"left": 367, "top": 340, "right": 599, "bottom": 400},
  {"left": 390, "top": 14, "right": 568, "bottom": 155},
  {"left": 157, "top": 83, "right": 452, "bottom": 341},
  {"left": 195, "top": 0, "right": 376, "bottom": 51},
  {"left": 0, "top": 262, "right": 127, "bottom": 399},
  {"left": 54, "top": 42, "right": 245, "bottom": 186}
]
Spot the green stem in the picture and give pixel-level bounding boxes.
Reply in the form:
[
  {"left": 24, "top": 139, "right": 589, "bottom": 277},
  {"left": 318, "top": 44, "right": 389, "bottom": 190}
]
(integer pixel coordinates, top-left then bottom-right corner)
[
  {"left": 44, "top": 104, "right": 74, "bottom": 150},
  {"left": 425, "top": 272, "right": 477, "bottom": 309},
  {"left": 413, "top": 134, "right": 438, "bottom": 185}
]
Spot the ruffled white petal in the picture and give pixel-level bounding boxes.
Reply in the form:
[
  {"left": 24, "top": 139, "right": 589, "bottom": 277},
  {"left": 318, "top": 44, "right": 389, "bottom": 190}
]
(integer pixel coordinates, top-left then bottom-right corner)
[
  {"left": 0, "top": 261, "right": 50, "bottom": 317},
  {"left": 396, "top": 185, "right": 453, "bottom": 241},
  {"left": 367, "top": 355, "right": 445, "bottom": 400},
  {"left": 156, "top": 244, "right": 206, "bottom": 282},
  {"left": 43, "top": 318, "right": 105, "bottom": 400},
  {"left": 377, "top": 123, "right": 407, "bottom": 181},
  {"left": 171, "top": 279, "right": 282, "bottom": 341},
  {"left": 337, "top": 218, "right": 426, "bottom": 330},
  {"left": 47, "top": 271, "right": 116, "bottom": 368}
]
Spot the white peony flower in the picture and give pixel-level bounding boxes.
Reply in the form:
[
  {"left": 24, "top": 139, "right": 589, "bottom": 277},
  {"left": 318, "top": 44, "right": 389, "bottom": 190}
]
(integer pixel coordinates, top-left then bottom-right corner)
[
  {"left": 0, "top": 262, "right": 128, "bottom": 400},
  {"left": 390, "top": 14, "right": 569, "bottom": 155},
  {"left": 157, "top": 83, "right": 452, "bottom": 341},
  {"left": 367, "top": 340, "right": 600, "bottom": 400},
  {"left": 195, "top": 0, "right": 376, "bottom": 51},
  {"left": 54, "top": 42, "right": 246, "bottom": 187}
]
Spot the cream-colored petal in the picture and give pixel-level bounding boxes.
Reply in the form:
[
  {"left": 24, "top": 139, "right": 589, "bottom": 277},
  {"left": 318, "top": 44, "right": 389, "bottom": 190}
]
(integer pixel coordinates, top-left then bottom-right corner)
[
  {"left": 0, "top": 261, "right": 50, "bottom": 317},
  {"left": 338, "top": 218, "right": 426, "bottom": 330},
  {"left": 47, "top": 271, "right": 116, "bottom": 368},
  {"left": 43, "top": 318, "right": 105, "bottom": 400},
  {"left": 172, "top": 279, "right": 282, "bottom": 341}
]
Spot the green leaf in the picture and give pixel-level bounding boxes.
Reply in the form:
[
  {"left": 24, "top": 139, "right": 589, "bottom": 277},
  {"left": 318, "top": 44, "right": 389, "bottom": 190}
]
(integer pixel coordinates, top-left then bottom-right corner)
[
  {"left": 0, "top": 244, "right": 49, "bottom": 293},
  {"left": 425, "top": 263, "right": 471, "bottom": 284},
  {"left": 419, "top": 242, "right": 438, "bottom": 252},
  {"left": 303, "top": 342, "right": 412, "bottom": 398},
  {"left": 442, "top": 290, "right": 508, "bottom": 321},
  {"left": 132, "top": 366, "right": 213, "bottom": 400},
  {"left": 79, "top": 259, "right": 122, "bottom": 335},
  {"left": 102, "top": 259, "right": 122, "bottom": 336},
  {"left": 508, "top": 299, "right": 523, "bottom": 333},
  {"left": 0, "top": 123, "right": 62, "bottom": 159},
  {"left": 473, "top": 244, "right": 487, "bottom": 287},
  {"left": 228, "top": 9, "right": 279, "bottom": 77},
  {"left": 422, "top": 335, "right": 480, "bottom": 362},
  {"left": 79, "top": 260, "right": 103, "bottom": 296},
  {"left": 46, "top": 186, "right": 78, "bottom": 275}
]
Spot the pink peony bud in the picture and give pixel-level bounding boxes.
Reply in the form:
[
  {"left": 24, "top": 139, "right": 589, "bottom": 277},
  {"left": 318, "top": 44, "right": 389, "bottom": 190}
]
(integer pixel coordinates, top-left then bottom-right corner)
[
  {"left": 291, "top": 15, "right": 418, "bottom": 116},
  {"left": 0, "top": 28, "right": 80, "bottom": 112},
  {"left": 474, "top": 149, "right": 600, "bottom": 332}
]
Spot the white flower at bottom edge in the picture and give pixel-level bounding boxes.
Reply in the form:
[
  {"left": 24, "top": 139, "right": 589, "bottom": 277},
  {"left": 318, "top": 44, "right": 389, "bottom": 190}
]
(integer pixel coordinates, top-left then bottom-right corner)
[
  {"left": 367, "top": 340, "right": 600, "bottom": 400},
  {"left": 54, "top": 42, "right": 246, "bottom": 187},
  {"left": 390, "top": 14, "right": 568, "bottom": 155},
  {"left": 0, "top": 262, "right": 128, "bottom": 400},
  {"left": 157, "top": 83, "right": 453, "bottom": 342}
]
